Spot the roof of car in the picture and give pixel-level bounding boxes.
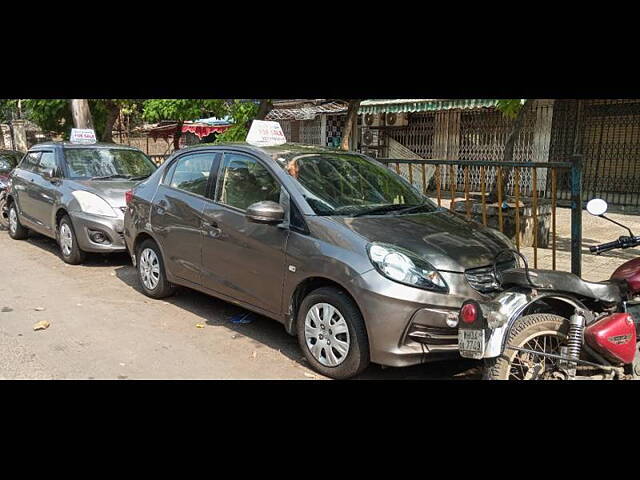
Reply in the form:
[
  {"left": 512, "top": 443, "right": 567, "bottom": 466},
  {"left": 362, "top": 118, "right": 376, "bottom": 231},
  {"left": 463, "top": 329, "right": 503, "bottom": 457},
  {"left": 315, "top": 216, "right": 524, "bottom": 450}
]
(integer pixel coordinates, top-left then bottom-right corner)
[
  {"left": 30, "top": 142, "right": 142, "bottom": 151},
  {"left": 177, "top": 142, "right": 354, "bottom": 157}
]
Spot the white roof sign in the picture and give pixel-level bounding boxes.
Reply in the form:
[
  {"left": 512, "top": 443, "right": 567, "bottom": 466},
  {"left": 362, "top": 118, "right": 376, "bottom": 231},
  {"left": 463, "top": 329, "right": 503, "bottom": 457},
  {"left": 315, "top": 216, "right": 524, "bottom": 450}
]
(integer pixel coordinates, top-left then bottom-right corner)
[
  {"left": 70, "top": 128, "right": 97, "bottom": 144},
  {"left": 246, "top": 120, "right": 286, "bottom": 147}
]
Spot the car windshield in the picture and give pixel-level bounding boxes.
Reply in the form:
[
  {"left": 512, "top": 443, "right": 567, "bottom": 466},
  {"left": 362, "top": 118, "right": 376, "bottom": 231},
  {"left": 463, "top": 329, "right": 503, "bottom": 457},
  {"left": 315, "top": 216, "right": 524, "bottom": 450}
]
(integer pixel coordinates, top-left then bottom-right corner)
[
  {"left": 0, "top": 152, "right": 22, "bottom": 173},
  {"left": 275, "top": 152, "right": 437, "bottom": 216},
  {"left": 63, "top": 148, "right": 156, "bottom": 179}
]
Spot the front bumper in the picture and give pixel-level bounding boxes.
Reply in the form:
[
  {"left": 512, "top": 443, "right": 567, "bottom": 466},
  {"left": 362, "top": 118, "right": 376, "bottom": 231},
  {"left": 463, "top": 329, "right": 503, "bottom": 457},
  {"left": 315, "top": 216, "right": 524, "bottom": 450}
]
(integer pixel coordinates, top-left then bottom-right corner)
[
  {"left": 69, "top": 211, "right": 127, "bottom": 253},
  {"left": 350, "top": 269, "right": 488, "bottom": 367}
]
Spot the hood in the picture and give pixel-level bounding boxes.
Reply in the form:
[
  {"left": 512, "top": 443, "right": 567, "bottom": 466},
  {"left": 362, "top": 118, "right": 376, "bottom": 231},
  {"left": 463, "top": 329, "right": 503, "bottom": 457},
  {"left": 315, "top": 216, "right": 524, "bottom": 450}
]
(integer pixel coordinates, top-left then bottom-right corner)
[
  {"left": 331, "top": 209, "right": 512, "bottom": 272},
  {"left": 67, "top": 179, "right": 139, "bottom": 209}
]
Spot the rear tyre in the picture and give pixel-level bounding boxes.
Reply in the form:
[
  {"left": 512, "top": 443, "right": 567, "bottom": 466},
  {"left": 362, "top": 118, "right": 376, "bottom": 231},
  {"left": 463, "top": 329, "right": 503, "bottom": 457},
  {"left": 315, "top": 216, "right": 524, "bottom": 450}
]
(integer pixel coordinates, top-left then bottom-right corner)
[
  {"left": 136, "top": 239, "right": 175, "bottom": 299},
  {"left": 297, "top": 287, "right": 370, "bottom": 379},
  {"left": 0, "top": 193, "right": 9, "bottom": 230},
  {"left": 7, "top": 202, "right": 29, "bottom": 240},
  {"left": 484, "top": 313, "right": 569, "bottom": 380},
  {"left": 58, "top": 215, "right": 86, "bottom": 265}
]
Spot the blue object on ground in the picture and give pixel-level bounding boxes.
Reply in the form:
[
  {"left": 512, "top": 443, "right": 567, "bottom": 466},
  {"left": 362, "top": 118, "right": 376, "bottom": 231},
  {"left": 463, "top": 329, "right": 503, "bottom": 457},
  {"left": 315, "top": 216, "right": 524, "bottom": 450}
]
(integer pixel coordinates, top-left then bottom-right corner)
[{"left": 230, "top": 312, "right": 255, "bottom": 324}]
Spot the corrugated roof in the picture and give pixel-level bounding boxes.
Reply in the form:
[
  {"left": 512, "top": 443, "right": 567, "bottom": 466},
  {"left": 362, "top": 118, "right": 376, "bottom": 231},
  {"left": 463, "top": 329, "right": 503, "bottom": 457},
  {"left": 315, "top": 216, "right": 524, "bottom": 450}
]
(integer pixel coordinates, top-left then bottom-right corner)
[{"left": 359, "top": 99, "right": 500, "bottom": 114}]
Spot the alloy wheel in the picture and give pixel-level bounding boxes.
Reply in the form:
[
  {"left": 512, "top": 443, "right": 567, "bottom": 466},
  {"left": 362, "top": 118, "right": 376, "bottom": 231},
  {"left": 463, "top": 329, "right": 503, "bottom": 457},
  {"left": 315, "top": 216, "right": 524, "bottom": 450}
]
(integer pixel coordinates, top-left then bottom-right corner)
[
  {"left": 304, "top": 302, "right": 350, "bottom": 367},
  {"left": 9, "top": 206, "right": 18, "bottom": 234},
  {"left": 139, "top": 248, "right": 160, "bottom": 290},
  {"left": 60, "top": 223, "right": 73, "bottom": 257}
]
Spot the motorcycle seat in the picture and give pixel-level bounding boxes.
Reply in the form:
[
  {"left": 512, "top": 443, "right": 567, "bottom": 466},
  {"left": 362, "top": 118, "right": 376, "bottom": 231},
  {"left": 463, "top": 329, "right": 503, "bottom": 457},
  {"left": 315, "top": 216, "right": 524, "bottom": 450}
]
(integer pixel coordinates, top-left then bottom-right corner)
[{"left": 500, "top": 268, "right": 621, "bottom": 304}]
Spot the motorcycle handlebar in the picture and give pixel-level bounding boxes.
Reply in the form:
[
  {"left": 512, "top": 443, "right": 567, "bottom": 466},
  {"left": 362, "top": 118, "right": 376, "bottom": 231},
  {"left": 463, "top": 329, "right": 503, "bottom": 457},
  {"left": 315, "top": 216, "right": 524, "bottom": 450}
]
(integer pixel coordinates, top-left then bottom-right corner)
[{"left": 590, "top": 236, "right": 640, "bottom": 254}]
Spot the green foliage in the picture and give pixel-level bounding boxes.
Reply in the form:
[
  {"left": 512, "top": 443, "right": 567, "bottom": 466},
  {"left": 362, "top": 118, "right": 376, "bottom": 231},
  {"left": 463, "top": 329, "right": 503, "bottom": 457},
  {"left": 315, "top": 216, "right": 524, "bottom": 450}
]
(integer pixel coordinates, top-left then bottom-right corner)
[
  {"left": 215, "top": 100, "right": 259, "bottom": 143},
  {"left": 22, "top": 99, "right": 73, "bottom": 136},
  {"left": 496, "top": 99, "right": 525, "bottom": 119},
  {"left": 142, "top": 99, "right": 227, "bottom": 123},
  {"left": 0, "top": 99, "right": 19, "bottom": 122}
]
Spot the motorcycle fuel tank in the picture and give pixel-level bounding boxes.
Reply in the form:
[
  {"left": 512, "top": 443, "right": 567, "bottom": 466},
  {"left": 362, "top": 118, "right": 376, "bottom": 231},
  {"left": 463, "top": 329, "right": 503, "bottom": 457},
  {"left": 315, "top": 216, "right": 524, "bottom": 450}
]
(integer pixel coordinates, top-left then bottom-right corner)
[
  {"left": 611, "top": 257, "right": 640, "bottom": 295},
  {"left": 585, "top": 313, "right": 637, "bottom": 364}
]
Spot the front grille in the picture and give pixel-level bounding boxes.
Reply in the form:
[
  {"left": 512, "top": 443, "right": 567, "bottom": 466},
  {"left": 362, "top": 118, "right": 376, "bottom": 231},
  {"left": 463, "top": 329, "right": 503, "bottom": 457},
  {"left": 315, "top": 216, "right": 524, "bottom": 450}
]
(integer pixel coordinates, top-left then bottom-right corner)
[{"left": 465, "top": 259, "right": 516, "bottom": 294}]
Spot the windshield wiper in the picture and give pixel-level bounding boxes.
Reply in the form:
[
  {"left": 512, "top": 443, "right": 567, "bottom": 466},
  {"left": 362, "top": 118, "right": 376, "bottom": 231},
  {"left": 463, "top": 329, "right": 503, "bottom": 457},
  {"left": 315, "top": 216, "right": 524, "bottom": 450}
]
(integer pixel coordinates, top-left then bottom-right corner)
[
  {"left": 127, "top": 174, "right": 151, "bottom": 181},
  {"left": 90, "top": 174, "right": 130, "bottom": 180},
  {"left": 393, "top": 203, "right": 434, "bottom": 215},
  {"left": 352, "top": 204, "right": 419, "bottom": 217}
]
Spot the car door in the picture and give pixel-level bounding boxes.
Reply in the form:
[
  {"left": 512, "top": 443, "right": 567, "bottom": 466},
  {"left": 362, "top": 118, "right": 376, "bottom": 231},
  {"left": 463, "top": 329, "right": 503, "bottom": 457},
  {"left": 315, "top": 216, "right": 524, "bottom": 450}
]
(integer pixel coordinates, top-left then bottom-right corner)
[
  {"left": 150, "top": 151, "right": 218, "bottom": 286},
  {"left": 28, "top": 150, "right": 60, "bottom": 233},
  {"left": 12, "top": 151, "right": 42, "bottom": 227},
  {"left": 200, "top": 151, "right": 289, "bottom": 315}
]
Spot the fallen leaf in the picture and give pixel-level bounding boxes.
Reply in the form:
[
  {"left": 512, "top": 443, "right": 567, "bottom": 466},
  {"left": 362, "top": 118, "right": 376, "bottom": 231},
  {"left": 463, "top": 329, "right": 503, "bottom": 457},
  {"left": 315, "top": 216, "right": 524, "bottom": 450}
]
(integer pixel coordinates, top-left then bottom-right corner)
[
  {"left": 34, "top": 307, "right": 45, "bottom": 312},
  {"left": 195, "top": 323, "right": 205, "bottom": 329},
  {"left": 33, "top": 320, "right": 50, "bottom": 331},
  {"left": 303, "top": 372, "right": 317, "bottom": 379},
  {"left": 251, "top": 351, "right": 257, "bottom": 359},
  {"left": 1, "top": 307, "right": 13, "bottom": 313}
]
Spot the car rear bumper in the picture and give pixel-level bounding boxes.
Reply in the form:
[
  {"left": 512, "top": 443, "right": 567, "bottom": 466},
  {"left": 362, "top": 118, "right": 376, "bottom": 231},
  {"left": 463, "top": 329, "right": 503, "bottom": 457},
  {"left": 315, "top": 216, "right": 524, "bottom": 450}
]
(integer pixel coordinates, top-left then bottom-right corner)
[
  {"left": 349, "top": 269, "right": 486, "bottom": 367},
  {"left": 70, "top": 211, "right": 127, "bottom": 253}
]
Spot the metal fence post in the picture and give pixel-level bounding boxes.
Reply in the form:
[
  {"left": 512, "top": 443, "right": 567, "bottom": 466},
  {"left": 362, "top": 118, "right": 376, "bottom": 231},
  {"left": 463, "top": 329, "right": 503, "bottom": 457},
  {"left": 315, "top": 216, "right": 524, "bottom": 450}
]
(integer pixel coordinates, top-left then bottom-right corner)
[{"left": 571, "top": 154, "right": 583, "bottom": 276}]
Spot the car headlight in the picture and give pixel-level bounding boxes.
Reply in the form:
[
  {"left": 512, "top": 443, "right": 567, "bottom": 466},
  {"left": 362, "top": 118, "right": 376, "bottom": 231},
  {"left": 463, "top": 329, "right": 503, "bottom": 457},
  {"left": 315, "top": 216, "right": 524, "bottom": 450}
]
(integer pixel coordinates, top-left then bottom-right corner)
[
  {"left": 367, "top": 243, "right": 448, "bottom": 292},
  {"left": 71, "top": 191, "right": 117, "bottom": 218}
]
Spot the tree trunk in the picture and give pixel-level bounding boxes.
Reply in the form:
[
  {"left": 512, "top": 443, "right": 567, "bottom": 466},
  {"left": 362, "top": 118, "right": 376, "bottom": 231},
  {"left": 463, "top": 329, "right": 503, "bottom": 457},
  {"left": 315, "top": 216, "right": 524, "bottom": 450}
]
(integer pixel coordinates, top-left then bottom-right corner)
[
  {"left": 101, "top": 101, "right": 120, "bottom": 143},
  {"left": 173, "top": 121, "right": 183, "bottom": 151},
  {"left": 340, "top": 100, "right": 361, "bottom": 151},
  {"left": 488, "top": 99, "right": 534, "bottom": 204},
  {"left": 69, "top": 99, "right": 94, "bottom": 129},
  {"left": 255, "top": 99, "right": 274, "bottom": 121}
]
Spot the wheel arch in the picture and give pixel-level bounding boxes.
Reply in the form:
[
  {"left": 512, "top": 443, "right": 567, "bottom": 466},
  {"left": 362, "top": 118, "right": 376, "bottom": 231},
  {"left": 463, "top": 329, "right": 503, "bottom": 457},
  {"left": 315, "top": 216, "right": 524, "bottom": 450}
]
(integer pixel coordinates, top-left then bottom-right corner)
[{"left": 284, "top": 276, "right": 365, "bottom": 337}]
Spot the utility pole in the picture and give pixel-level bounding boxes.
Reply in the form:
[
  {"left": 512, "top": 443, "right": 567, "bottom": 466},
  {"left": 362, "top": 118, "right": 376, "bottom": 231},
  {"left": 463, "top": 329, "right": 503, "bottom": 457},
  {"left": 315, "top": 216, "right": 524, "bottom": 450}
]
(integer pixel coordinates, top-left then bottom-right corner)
[{"left": 70, "top": 99, "right": 94, "bottom": 129}]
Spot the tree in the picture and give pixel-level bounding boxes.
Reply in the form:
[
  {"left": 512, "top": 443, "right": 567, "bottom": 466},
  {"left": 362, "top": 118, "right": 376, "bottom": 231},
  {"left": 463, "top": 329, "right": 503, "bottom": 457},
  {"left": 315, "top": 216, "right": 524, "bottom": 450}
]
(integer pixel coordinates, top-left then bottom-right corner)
[
  {"left": 340, "top": 99, "right": 361, "bottom": 151},
  {"left": 70, "top": 99, "right": 94, "bottom": 129},
  {"left": 142, "top": 99, "right": 227, "bottom": 150},
  {"left": 215, "top": 100, "right": 261, "bottom": 143},
  {"left": 489, "top": 99, "right": 534, "bottom": 203}
]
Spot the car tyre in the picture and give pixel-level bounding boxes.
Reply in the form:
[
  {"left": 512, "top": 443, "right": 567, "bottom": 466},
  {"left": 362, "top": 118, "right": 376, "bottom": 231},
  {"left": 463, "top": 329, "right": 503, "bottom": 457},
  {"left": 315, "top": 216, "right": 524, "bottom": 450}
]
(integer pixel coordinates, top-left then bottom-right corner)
[
  {"left": 136, "top": 239, "right": 175, "bottom": 299},
  {"left": 58, "top": 215, "right": 86, "bottom": 265},
  {"left": 297, "top": 287, "right": 370, "bottom": 379},
  {"left": 7, "top": 202, "right": 29, "bottom": 240}
]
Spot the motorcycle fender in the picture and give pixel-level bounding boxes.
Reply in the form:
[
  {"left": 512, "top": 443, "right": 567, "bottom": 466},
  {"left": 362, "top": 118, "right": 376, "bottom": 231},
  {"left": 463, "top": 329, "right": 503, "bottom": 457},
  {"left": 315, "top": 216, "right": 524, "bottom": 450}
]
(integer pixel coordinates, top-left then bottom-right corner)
[{"left": 481, "top": 291, "right": 592, "bottom": 358}]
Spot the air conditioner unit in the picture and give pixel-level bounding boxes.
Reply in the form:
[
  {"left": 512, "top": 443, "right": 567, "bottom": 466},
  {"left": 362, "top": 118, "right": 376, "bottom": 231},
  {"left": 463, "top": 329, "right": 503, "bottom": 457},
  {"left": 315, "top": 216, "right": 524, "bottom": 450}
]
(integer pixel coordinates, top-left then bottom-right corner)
[
  {"left": 363, "top": 113, "right": 385, "bottom": 127},
  {"left": 362, "top": 129, "right": 375, "bottom": 146},
  {"left": 385, "top": 112, "right": 409, "bottom": 127}
]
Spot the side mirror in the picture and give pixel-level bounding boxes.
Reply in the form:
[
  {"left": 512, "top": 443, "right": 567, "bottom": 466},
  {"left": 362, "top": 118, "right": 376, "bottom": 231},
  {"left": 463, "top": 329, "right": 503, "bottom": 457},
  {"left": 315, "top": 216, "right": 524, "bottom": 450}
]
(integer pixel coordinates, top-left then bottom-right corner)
[
  {"left": 246, "top": 201, "right": 284, "bottom": 224},
  {"left": 586, "top": 198, "right": 608, "bottom": 216}
]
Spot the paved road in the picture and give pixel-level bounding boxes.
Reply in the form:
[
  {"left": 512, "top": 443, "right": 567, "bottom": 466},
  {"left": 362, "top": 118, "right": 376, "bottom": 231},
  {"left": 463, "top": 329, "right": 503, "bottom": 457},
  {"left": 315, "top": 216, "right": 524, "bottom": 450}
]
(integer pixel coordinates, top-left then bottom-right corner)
[{"left": 0, "top": 229, "right": 479, "bottom": 380}]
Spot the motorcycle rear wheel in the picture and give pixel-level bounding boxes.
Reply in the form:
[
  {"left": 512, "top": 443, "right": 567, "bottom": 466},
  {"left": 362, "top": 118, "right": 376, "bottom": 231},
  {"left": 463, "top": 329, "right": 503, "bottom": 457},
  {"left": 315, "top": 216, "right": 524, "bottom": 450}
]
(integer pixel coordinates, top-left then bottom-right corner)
[{"left": 484, "top": 313, "right": 569, "bottom": 380}]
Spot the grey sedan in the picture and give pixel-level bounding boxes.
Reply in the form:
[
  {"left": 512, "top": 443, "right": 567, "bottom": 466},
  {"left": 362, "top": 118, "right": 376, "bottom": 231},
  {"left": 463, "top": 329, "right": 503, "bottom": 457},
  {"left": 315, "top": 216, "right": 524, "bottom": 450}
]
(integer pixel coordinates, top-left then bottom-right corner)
[
  {"left": 124, "top": 143, "right": 512, "bottom": 379},
  {"left": 6, "top": 142, "right": 156, "bottom": 264}
]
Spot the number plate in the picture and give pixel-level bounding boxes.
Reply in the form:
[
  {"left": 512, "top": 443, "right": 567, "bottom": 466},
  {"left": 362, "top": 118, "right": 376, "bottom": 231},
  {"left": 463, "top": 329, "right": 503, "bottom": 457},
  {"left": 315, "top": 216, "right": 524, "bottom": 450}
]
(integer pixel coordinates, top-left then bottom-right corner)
[{"left": 459, "top": 329, "right": 485, "bottom": 359}]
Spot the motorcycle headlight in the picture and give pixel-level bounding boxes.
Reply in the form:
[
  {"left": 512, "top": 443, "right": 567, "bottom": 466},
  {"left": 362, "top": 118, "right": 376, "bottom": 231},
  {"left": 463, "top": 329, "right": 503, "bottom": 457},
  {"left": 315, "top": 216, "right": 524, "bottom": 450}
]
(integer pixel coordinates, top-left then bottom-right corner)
[
  {"left": 71, "top": 191, "right": 117, "bottom": 218},
  {"left": 367, "top": 243, "right": 448, "bottom": 293}
]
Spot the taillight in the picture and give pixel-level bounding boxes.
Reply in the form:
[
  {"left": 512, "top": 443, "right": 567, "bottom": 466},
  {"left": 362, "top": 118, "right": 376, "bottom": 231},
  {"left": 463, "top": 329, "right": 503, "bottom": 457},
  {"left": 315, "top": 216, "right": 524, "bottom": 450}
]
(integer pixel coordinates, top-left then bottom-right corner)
[
  {"left": 460, "top": 303, "right": 479, "bottom": 324},
  {"left": 125, "top": 189, "right": 134, "bottom": 205}
]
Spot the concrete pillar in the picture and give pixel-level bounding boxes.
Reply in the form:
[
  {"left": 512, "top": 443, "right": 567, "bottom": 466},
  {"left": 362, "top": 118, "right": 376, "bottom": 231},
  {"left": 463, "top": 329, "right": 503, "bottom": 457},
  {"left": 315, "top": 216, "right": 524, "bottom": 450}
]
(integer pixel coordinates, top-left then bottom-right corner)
[
  {"left": 434, "top": 110, "right": 461, "bottom": 186},
  {"left": 11, "top": 120, "right": 28, "bottom": 152}
]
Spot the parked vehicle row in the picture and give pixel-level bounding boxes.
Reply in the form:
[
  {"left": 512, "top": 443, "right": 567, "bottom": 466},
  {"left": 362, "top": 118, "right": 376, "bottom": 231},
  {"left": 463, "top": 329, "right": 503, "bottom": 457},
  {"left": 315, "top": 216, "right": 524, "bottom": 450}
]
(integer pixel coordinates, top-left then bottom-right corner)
[{"left": 6, "top": 140, "right": 640, "bottom": 379}]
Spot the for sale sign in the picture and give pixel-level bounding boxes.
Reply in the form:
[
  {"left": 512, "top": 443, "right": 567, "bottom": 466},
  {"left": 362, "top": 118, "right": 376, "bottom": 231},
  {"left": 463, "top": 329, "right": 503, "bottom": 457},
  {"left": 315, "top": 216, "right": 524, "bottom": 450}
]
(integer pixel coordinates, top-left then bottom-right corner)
[
  {"left": 70, "top": 128, "right": 97, "bottom": 144},
  {"left": 246, "top": 120, "right": 287, "bottom": 147}
]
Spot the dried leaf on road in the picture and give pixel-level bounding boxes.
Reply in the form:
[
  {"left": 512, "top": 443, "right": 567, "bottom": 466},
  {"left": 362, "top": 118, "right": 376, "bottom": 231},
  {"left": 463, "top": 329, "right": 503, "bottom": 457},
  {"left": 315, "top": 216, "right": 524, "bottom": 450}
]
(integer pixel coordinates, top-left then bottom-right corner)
[
  {"left": 251, "top": 351, "right": 257, "bottom": 359},
  {"left": 33, "top": 320, "right": 50, "bottom": 331},
  {"left": 195, "top": 323, "right": 205, "bottom": 329},
  {"left": 303, "top": 372, "right": 317, "bottom": 379},
  {"left": 34, "top": 307, "right": 45, "bottom": 312},
  {"left": 1, "top": 307, "right": 13, "bottom": 313}
]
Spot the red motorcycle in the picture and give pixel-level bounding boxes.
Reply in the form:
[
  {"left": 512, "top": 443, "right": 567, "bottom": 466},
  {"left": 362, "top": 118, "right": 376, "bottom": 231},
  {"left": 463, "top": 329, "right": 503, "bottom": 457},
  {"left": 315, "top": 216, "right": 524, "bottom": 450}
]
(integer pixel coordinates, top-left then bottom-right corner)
[{"left": 458, "top": 198, "right": 640, "bottom": 380}]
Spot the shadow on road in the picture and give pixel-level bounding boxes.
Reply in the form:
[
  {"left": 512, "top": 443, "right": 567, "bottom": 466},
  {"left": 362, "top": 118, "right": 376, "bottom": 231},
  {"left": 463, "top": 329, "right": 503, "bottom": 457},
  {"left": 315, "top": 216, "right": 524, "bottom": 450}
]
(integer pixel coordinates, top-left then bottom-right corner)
[{"left": 113, "top": 263, "right": 480, "bottom": 380}]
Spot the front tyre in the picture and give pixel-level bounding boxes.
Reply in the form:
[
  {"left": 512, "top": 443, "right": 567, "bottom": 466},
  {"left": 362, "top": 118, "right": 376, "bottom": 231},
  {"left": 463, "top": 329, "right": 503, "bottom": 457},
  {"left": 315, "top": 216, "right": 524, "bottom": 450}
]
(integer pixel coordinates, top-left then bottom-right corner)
[
  {"left": 136, "top": 239, "right": 175, "bottom": 299},
  {"left": 297, "top": 287, "right": 370, "bottom": 380},
  {"left": 484, "top": 313, "right": 569, "bottom": 380},
  {"left": 7, "top": 202, "right": 29, "bottom": 240},
  {"left": 58, "top": 215, "right": 86, "bottom": 265},
  {"left": 0, "top": 192, "right": 8, "bottom": 229}
]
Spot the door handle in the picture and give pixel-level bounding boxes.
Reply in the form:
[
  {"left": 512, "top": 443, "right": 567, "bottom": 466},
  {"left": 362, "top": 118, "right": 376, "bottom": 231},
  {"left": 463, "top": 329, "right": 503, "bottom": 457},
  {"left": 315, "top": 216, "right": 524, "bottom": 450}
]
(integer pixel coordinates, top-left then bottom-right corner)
[
  {"left": 155, "top": 200, "right": 168, "bottom": 215},
  {"left": 202, "top": 221, "right": 222, "bottom": 238}
]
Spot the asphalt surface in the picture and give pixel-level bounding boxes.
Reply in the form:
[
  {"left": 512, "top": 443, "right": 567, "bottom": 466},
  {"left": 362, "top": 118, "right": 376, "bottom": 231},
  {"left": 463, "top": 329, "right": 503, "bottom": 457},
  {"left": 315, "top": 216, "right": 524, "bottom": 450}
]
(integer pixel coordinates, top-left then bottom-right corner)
[{"left": 0, "top": 228, "right": 480, "bottom": 380}]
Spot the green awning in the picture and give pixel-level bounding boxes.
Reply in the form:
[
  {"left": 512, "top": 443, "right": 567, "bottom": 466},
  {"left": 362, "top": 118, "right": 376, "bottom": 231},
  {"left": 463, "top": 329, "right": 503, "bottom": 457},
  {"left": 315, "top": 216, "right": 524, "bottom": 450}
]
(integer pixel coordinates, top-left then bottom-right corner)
[{"left": 358, "top": 99, "right": 500, "bottom": 114}]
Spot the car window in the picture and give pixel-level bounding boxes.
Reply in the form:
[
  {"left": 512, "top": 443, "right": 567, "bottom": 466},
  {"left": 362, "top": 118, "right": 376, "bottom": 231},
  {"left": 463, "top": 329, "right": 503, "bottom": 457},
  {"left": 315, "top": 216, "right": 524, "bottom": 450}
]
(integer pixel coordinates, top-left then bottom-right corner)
[
  {"left": 20, "top": 152, "right": 41, "bottom": 172},
  {"left": 216, "top": 153, "right": 281, "bottom": 211},
  {"left": 36, "top": 151, "right": 56, "bottom": 174},
  {"left": 166, "top": 152, "right": 214, "bottom": 197}
]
